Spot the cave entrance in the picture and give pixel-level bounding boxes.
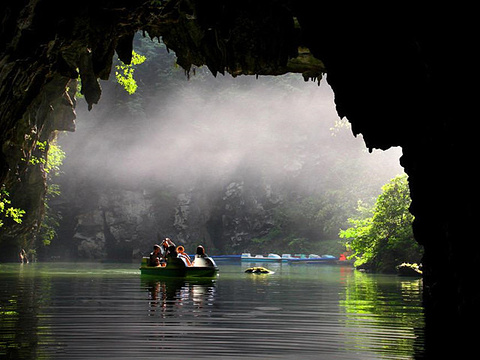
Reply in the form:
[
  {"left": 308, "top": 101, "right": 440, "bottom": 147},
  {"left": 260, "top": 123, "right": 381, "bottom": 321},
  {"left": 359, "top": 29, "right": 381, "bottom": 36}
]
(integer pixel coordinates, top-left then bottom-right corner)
[{"left": 50, "top": 34, "right": 404, "bottom": 263}]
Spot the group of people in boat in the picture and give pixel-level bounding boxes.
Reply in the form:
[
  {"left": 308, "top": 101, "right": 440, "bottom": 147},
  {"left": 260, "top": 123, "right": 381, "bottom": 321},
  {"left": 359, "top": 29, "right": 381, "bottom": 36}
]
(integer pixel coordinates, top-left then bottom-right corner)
[{"left": 148, "top": 237, "right": 214, "bottom": 267}]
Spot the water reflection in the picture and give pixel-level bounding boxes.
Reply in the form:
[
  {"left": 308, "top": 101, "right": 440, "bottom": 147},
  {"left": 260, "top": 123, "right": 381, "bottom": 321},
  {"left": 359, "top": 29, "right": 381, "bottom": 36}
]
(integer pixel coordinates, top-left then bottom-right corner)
[
  {"left": 0, "top": 263, "right": 425, "bottom": 359},
  {"left": 340, "top": 270, "right": 424, "bottom": 357},
  {"left": 143, "top": 278, "right": 217, "bottom": 317},
  {"left": 0, "top": 264, "right": 51, "bottom": 360}
]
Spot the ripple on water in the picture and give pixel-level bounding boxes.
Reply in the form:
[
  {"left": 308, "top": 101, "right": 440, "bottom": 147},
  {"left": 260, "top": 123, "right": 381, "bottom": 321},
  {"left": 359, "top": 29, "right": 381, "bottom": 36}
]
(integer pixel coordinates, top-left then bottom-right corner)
[{"left": 0, "top": 263, "right": 424, "bottom": 359}]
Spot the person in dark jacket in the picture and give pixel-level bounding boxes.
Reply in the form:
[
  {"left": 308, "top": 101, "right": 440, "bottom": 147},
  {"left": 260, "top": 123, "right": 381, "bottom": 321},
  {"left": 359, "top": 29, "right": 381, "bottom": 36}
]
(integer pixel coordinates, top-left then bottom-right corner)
[{"left": 149, "top": 244, "right": 161, "bottom": 266}]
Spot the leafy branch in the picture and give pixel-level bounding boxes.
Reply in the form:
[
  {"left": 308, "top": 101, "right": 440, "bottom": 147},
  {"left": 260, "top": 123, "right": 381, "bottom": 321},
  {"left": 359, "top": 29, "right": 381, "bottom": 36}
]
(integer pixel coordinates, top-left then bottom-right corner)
[
  {"left": 115, "top": 51, "right": 147, "bottom": 94},
  {"left": 0, "top": 186, "right": 25, "bottom": 227}
]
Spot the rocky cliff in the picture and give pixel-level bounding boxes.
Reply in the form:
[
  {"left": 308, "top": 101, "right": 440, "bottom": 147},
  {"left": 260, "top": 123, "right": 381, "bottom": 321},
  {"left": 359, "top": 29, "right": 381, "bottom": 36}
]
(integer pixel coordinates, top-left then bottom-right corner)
[{"left": 52, "top": 178, "right": 282, "bottom": 260}]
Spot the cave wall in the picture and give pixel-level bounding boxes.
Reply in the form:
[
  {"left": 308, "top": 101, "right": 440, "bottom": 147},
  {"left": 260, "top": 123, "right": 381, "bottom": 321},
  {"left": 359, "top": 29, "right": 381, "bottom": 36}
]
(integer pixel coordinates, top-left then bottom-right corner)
[
  {"left": 296, "top": 6, "right": 477, "bottom": 356},
  {"left": 50, "top": 178, "right": 281, "bottom": 261},
  {"left": 0, "top": 0, "right": 477, "bottom": 356},
  {"left": 297, "top": 5, "right": 477, "bottom": 355}
]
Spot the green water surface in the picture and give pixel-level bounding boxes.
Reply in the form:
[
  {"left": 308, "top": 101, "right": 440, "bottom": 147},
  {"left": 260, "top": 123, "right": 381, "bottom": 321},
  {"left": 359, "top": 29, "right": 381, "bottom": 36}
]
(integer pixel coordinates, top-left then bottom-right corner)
[{"left": 0, "top": 261, "right": 424, "bottom": 359}]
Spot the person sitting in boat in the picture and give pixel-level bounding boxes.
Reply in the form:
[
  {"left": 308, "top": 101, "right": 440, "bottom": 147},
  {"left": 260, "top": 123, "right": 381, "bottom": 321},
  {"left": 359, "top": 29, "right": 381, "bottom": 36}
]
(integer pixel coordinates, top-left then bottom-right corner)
[
  {"left": 192, "top": 245, "right": 214, "bottom": 267},
  {"left": 161, "top": 238, "right": 176, "bottom": 257},
  {"left": 149, "top": 244, "right": 162, "bottom": 267},
  {"left": 165, "top": 244, "right": 177, "bottom": 259},
  {"left": 176, "top": 245, "right": 192, "bottom": 266},
  {"left": 196, "top": 245, "right": 206, "bottom": 257},
  {"left": 164, "top": 245, "right": 188, "bottom": 267}
]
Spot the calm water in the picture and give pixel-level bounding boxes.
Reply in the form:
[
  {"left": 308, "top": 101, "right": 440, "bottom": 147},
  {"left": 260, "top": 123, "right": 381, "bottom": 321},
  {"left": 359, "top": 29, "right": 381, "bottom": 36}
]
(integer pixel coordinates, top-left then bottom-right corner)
[{"left": 0, "top": 261, "right": 424, "bottom": 359}]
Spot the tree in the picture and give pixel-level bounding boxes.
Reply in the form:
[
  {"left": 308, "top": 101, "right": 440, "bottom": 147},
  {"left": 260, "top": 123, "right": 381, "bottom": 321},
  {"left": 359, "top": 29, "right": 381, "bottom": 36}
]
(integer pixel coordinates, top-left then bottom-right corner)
[
  {"left": 0, "top": 186, "right": 25, "bottom": 228},
  {"left": 37, "top": 140, "right": 66, "bottom": 247},
  {"left": 339, "top": 174, "right": 422, "bottom": 273},
  {"left": 115, "top": 50, "right": 146, "bottom": 94}
]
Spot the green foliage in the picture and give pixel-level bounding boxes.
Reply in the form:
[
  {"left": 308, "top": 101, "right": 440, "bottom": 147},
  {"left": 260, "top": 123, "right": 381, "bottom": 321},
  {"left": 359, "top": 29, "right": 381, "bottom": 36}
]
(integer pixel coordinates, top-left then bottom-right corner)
[
  {"left": 44, "top": 142, "right": 65, "bottom": 175},
  {"left": 38, "top": 203, "right": 61, "bottom": 246},
  {"left": 339, "top": 174, "right": 422, "bottom": 272},
  {"left": 11, "top": 139, "right": 65, "bottom": 245},
  {"left": 0, "top": 186, "right": 25, "bottom": 228},
  {"left": 248, "top": 231, "right": 345, "bottom": 256},
  {"left": 38, "top": 140, "right": 65, "bottom": 246},
  {"left": 115, "top": 51, "right": 147, "bottom": 94},
  {"left": 250, "top": 233, "right": 310, "bottom": 254},
  {"left": 241, "top": 190, "right": 358, "bottom": 255},
  {"left": 26, "top": 141, "right": 65, "bottom": 173}
]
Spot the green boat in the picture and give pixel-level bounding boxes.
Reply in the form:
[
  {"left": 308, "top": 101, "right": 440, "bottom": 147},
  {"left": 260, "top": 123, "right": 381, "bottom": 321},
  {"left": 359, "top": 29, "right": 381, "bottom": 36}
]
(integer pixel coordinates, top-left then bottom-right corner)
[{"left": 139, "top": 256, "right": 219, "bottom": 278}]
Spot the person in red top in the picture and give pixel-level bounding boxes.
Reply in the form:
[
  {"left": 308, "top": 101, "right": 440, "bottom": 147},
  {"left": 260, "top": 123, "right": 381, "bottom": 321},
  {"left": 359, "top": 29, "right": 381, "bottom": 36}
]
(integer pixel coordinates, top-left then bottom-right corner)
[{"left": 177, "top": 245, "right": 192, "bottom": 266}]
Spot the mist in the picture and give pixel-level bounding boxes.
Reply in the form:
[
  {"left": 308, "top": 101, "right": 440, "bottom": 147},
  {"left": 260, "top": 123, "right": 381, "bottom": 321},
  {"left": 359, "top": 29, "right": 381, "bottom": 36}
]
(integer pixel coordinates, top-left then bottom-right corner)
[
  {"left": 49, "top": 39, "right": 406, "bottom": 254},
  {"left": 60, "top": 63, "right": 403, "bottom": 193}
]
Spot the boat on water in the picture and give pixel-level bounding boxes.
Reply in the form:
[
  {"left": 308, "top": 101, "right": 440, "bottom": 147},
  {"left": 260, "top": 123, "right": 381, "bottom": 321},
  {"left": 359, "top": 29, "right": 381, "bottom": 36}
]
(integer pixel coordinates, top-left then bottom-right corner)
[
  {"left": 285, "top": 254, "right": 338, "bottom": 264},
  {"left": 241, "top": 253, "right": 339, "bottom": 264},
  {"left": 241, "top": 253, "right": 282, "bottom": 262},
  {"left": 139, "top": 256, "right": 219, "bottom": 278}
]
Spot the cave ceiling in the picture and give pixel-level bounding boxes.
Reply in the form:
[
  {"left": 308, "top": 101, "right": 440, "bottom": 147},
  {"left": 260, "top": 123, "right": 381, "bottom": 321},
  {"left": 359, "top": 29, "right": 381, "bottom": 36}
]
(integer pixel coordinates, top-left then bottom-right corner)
[{"left": 1, "top": 1, "right": 441, "bottom": 183}]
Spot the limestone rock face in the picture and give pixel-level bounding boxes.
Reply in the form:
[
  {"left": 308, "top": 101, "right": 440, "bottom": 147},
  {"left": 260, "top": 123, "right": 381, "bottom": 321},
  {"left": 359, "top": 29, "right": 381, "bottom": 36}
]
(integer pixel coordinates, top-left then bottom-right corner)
[
  {"left": 70, "top": 191, "right": 157, "bottom": 259},
  {"left": 219, "top": 181, "right": 278, "bottom": 250},
  {"left": 56, "top": 180, "right": 279, "bottom": 260}
]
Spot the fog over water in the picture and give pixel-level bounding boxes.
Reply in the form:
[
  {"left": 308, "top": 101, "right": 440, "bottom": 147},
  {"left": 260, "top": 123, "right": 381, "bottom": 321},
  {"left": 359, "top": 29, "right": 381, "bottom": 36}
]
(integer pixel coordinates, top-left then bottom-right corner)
[
  {"left": 60, "top": 58, "right": 403, "bottom": 192},
  {"left": 50, "top": 42, "right": 406, "bottom": 254}
]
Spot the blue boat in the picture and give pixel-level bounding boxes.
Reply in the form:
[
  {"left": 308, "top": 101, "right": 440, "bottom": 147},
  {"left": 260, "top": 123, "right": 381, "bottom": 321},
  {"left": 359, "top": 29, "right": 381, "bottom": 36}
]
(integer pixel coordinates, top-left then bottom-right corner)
[
  {"left": 210, "top": 254, "right": 242, "bottom": 261},
  {"left": 286, "top": 254, "right": 338, "bottom": 264},
  {"left": 241, "top": 253, "right": 339, "bottom": 264},
  {"left": 241, "top": 253, "right": 282, "bottom": 262}
]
